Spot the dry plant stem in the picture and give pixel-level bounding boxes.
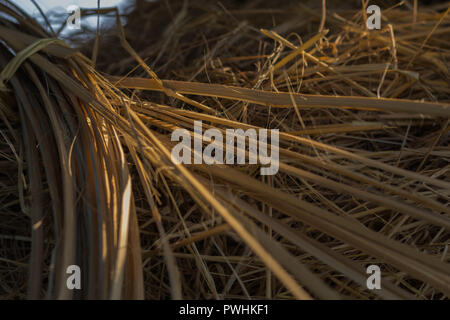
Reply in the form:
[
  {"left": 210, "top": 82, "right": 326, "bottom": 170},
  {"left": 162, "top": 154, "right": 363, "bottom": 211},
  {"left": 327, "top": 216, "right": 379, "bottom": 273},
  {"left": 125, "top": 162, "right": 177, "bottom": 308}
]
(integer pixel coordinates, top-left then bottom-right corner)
[{"left": 110, "top": 77, "right": 450, "bottom": 117}]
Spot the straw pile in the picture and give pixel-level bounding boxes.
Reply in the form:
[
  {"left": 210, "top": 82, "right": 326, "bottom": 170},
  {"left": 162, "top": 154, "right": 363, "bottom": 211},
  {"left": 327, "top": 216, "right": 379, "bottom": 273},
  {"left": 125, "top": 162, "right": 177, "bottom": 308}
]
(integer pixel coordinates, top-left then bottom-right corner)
[{"left": 0, "top": 0, "right": 449, "bottom": 299}]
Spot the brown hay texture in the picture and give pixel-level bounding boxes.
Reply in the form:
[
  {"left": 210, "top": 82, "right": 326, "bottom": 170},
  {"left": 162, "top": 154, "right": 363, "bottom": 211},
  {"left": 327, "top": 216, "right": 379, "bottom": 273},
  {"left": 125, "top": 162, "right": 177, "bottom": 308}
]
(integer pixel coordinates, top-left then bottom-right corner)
[{"left": 0, "top": 0, "right": 449, "bottom": 299}]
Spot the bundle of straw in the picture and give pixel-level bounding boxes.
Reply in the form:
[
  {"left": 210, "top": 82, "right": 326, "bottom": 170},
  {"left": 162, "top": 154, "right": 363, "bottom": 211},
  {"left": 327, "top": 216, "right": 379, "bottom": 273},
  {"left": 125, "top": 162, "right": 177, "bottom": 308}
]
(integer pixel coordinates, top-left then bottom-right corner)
[{"left": 0, "top": 0, "right": 449, "bottom": 299}]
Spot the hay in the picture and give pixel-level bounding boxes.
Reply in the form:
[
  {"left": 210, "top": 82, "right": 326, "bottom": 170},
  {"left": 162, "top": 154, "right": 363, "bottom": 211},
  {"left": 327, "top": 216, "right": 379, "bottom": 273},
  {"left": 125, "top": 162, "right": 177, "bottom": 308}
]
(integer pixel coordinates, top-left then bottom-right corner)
[{"left": 0, "top": 0, "right": 449, "bottom": 299}]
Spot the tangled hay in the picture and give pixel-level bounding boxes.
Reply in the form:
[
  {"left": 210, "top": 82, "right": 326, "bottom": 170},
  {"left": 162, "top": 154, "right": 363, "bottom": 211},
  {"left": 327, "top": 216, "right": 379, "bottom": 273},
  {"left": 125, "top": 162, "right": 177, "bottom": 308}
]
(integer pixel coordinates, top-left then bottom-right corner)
[{"left": 0, "top": 0, "right": 449, "bottom": 299}]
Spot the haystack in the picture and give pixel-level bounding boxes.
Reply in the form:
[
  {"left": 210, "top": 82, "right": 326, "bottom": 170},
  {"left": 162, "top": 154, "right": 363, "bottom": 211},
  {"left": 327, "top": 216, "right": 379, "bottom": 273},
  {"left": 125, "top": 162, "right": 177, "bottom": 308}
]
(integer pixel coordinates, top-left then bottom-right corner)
[{"left": 0, "top": 0, "right": 449, "bottom": 299}]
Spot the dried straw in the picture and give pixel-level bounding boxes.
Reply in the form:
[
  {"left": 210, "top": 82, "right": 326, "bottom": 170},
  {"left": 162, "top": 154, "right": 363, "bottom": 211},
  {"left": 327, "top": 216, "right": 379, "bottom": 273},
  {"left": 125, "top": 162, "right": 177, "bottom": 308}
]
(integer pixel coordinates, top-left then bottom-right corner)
[{"left": 0, "top": 0, "right": 449, "bottom": 299}]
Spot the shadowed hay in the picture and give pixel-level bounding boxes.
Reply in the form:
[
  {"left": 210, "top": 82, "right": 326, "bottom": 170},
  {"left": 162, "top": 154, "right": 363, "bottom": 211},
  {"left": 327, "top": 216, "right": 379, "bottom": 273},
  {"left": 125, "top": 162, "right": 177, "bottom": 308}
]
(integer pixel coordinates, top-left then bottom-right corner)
[{"left": 0, "top": 0, "right": 449, "bottom": 299}]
